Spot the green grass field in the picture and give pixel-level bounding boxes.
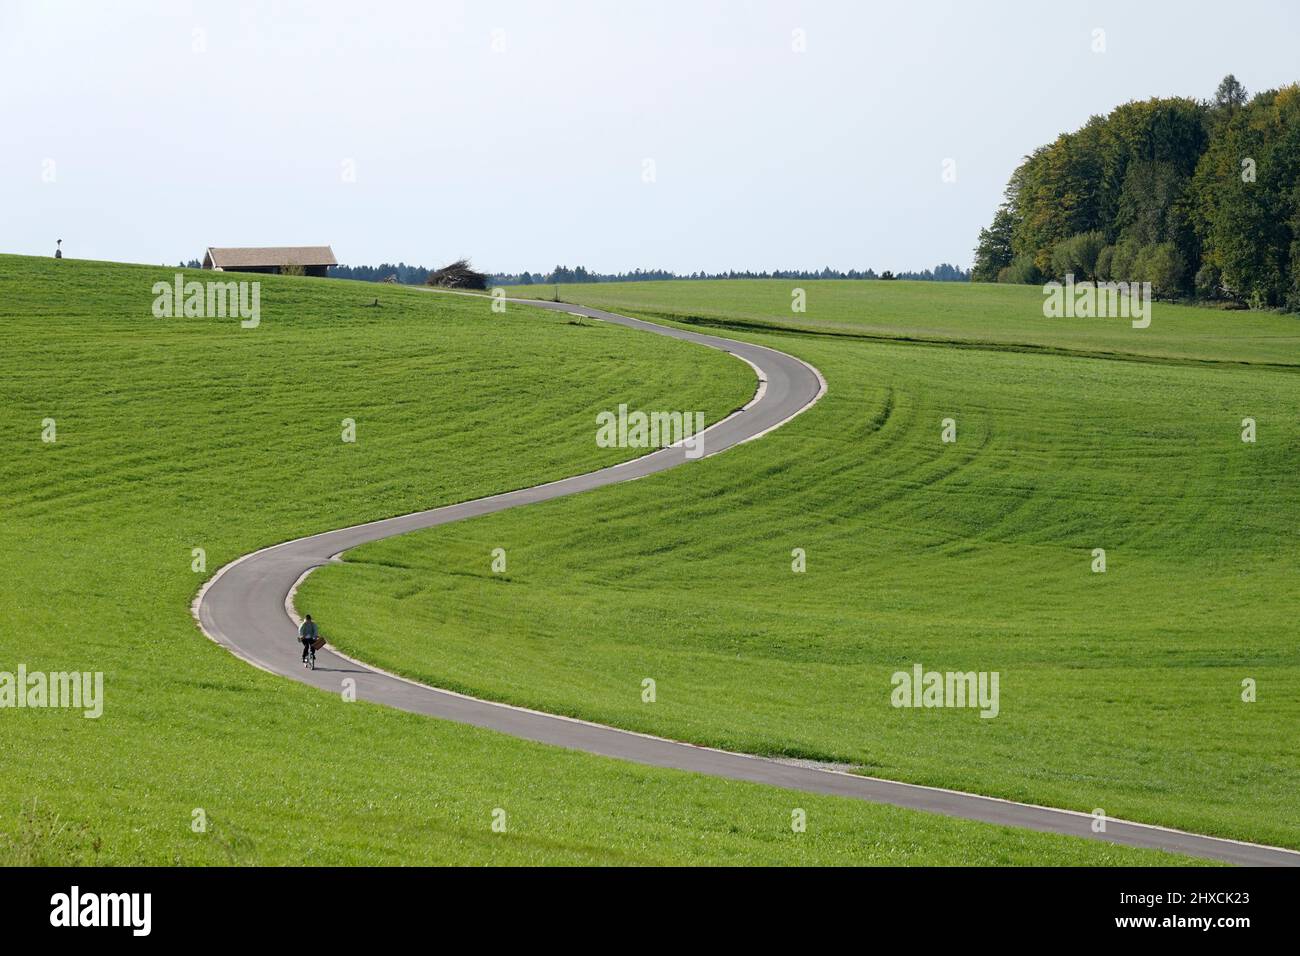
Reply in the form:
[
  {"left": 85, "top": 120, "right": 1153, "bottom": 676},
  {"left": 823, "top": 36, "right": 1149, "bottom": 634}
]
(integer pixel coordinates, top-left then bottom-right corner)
[
  {"left": 302, "top": 278, "right": 1300, "bottom": 851},
  {"left": 515, "top": 278, "right": 1300, "bottom": 366},
  {"left": 0, "top": 254, "right": 1187, "bottom": 865}
]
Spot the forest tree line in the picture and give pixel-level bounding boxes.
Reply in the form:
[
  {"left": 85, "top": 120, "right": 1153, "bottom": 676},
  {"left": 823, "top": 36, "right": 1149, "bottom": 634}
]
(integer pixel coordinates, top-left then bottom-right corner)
[
  {"left": 326, "top": 263, "right": 970, "bottom": 285},
  {"left": 972, "top": 76, "right": 1300, "bottom": 310},
  {"left": 493, "top": 263, "right": 970, "bottom": 285}
]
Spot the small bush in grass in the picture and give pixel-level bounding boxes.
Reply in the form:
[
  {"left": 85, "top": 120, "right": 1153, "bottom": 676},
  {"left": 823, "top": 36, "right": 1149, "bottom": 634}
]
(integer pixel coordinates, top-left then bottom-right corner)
[
  {"left": 997, "top": 254, "right": 1042, "bottom": 285},
  {"left": 427, "top": 259, "right": 488, "bottom": 290},
  {"left": 1049, "top": 231, "right": 1106, "bottom": 281}
]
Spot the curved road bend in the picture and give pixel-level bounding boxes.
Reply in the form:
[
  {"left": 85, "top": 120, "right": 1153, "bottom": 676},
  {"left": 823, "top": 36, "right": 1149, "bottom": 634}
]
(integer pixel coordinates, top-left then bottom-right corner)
[{"left": 194, "top": 295, "right": 1299, "bottom": 867}]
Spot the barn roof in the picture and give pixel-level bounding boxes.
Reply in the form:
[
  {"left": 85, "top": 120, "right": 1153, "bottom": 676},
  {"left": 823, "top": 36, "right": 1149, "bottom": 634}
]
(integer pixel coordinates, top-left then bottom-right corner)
[{"left": 204, "top": 246, "right": 337, "bottom": 268}]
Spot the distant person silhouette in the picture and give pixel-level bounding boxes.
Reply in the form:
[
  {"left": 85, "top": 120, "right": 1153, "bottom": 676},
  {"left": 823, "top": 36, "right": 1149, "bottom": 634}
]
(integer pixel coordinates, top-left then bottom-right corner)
[
  {"left": 55, "top": 239, "right": 62, "bottom": 260},
  {"left": 298, "top": 614, "right": 319, "bottom": 665}
]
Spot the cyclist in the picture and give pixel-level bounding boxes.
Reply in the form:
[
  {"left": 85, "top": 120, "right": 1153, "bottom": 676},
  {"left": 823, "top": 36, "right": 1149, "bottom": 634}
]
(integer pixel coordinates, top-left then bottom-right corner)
[{"left": 298, "top": 615, "right": 319, "bottom": 668}]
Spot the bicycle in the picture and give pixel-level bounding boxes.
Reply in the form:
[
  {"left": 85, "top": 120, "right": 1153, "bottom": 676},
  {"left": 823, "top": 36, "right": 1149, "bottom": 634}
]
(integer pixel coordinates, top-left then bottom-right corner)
[{"left": 302, "top": 638, "right": 317, "bottom": 670}]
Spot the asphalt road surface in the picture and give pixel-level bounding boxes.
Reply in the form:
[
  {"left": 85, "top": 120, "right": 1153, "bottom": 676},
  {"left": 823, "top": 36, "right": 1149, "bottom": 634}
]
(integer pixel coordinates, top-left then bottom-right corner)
[{"left": 194, "top": 294, "right": 1299, "bottom": 866}]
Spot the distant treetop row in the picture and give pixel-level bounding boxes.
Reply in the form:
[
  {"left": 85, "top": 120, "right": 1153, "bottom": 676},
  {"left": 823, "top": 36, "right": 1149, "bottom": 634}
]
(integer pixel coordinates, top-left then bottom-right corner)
[{"left": 317, "top": 263, "right": 972, "bottom": 286}]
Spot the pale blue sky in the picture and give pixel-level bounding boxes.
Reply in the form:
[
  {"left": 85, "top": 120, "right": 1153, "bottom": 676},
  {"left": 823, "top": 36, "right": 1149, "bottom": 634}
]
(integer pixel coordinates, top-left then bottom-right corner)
[{"left": 2, "top": 1, "right": 1296, "bottom": 273}]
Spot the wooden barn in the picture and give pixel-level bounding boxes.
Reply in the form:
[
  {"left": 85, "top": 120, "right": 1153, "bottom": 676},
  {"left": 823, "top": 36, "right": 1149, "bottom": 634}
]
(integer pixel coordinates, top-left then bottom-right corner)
[{"left": 202, "top": 245, "right": 336, "bottom": 277}]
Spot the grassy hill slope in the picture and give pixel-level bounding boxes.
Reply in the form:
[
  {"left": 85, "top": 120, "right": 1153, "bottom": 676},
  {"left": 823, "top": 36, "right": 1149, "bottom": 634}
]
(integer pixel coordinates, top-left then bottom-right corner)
[
  {"left": 0, "top": 257, "right": 1180, "bottom": 865},
  {"left": 517, "top": 278, "right": 1300, "bottom": 366},
  {"left": 303, "top": 279, "right": 1300, "bottom": 850}
]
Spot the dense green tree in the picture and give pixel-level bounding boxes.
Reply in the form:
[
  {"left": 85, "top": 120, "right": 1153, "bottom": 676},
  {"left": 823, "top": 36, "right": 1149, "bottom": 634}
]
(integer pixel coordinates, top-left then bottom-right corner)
[
  {"left": 1139, "top": 243, "right": 1185, "bottom": 298},
  {"left": 1192, "top": 84, "right": 1300, "bottom": 306},
  {"left": 1215, "top": 74, "right": 1247, "bottom": 110},
  {"left": 972, "top": 205, "right": 1016, "bottom": 281},
  {"left": 997, "top": 254, "right": 1041, "bottom": 285},
  {"left": 1049, "top": 230, "right": 1106, "bottom": 280},
  {"left": 975, "top": 77, "right": 1300, "bottom": 310}
]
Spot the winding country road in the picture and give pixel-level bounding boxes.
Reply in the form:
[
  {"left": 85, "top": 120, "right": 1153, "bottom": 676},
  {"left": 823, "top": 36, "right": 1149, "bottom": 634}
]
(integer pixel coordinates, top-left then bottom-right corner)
[{"left": 194, "top": 294, "right": 1299, "bottom": 866}]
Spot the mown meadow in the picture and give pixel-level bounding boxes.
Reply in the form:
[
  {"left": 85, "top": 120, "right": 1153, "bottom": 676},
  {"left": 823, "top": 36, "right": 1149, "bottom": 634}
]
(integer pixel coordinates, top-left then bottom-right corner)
[
  {"left": 0, "top": 256, "right": 1184, "bottom": 864},
  {"left": 305, "top": 278, "right": 1300, "bottom": 850}
]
